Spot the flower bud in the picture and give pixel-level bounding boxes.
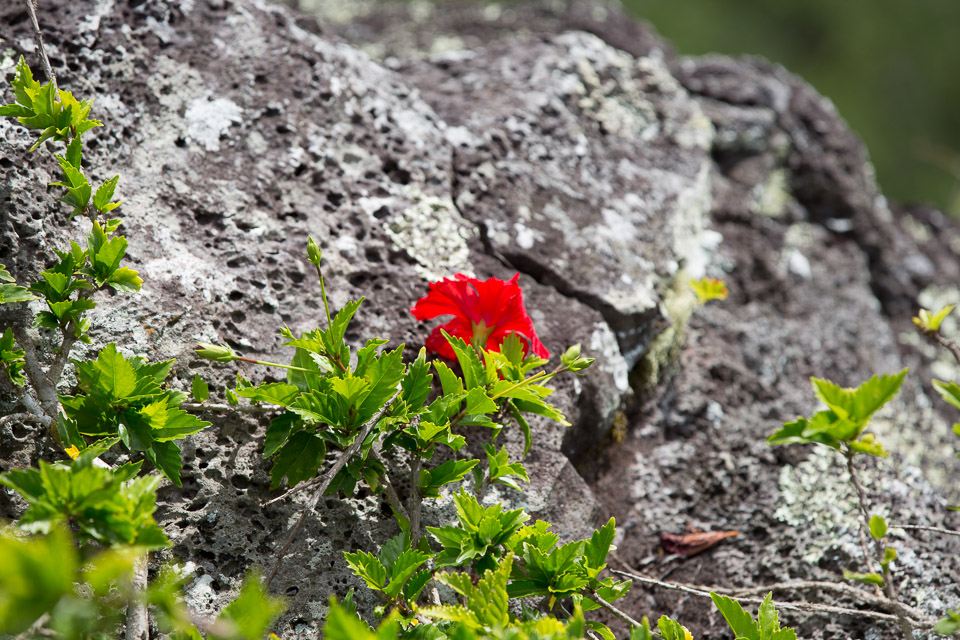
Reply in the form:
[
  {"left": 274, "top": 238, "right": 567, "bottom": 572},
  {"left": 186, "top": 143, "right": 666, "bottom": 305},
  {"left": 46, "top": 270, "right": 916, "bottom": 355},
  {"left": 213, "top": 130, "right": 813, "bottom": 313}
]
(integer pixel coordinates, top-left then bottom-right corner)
[
  {"left": 195, "top": 342, "right": 237, "bottom": 362},
  {"left": 306, "top": 237, "right": 322, "bottom": 267}
]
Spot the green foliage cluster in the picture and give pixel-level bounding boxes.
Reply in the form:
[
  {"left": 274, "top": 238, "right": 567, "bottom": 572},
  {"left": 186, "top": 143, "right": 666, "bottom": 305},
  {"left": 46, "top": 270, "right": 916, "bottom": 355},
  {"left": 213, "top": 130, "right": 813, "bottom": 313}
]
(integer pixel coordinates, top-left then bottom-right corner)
[{"left": 0, "top": 56, "right": 281, "bottom": 639}]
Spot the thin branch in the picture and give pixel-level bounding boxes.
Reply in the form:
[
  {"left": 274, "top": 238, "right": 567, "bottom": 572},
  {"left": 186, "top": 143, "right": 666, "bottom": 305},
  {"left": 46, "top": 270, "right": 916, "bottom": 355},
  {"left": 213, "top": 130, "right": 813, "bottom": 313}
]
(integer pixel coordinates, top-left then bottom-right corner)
[
  {"left": 264, "top": 388, "right": 400, "bottom": 587},
  {"left": 610, "top": 569, "right": 936, "bottom": 628},
  {"left": 180, "top": 402, "right": 275, "bottom": 414},
  {"left": 46, "top": 291, "right": 94, "bottom": 388},
  {"left": 22, "top": 0, "right": 57, "bottom": 91},
  {"left": 931, "top": 331, "right": 960, "bottom": 368},
  {"left": 0, "top": 411, "right": 52, "bottom": 427},
  {"left": 891, "top": 523, "right": 960, "bottom": 537},
  {"left": 590, "top": 590, "right": 643, "bottom": 628}
]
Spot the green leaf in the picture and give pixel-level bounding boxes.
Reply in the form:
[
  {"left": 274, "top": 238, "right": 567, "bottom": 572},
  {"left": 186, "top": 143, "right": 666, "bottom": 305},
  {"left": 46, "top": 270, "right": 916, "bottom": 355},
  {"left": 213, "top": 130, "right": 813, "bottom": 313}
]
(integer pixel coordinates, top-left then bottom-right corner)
[
  {"left": 434, "top": 360, "right": 464, "bottom": 398},
  {"left": 384, "top": 548, "right": 431, "bottom": 599},
  {"left": 880, "top": 546, "right": 897, "bottom": 569},
  {"left": 151, "top": 406, "right": 211, "bottom": 442},
  {"left": 584, "top": 517, "right": 617, "bottom": 570},
  {"left": 147, "top": 440, "right": 184, "bottom": 487},
  {"left": 344, "top": 550, "right": 388, "bottom": 591},
  {"left": 657, "top": 616, "right": 695, "bottom": 640},
  {"left": 913, "top": 305, "right": 955, "bottom": 332},
  {"left": 710, "top": 592, "right": 759, "bottom": 640},
  {"left": 811, "top": 370, "right": 906, "bottom": 436},
  {"left": 93, "top": 175, "right": 120, "bottom": 213},
  {"left": 843, "top": 570, "right": 884, "bottom": 586},
  {"left": 191, "top": 374, "right": 209, "bottom": 403},
  {"left": 419, "top": 459, "right": 479, "bottom": 498},
  {"left": 356, "top": 346, "right": 404, "bottom": 424},
  {"left": 444, "top": 331, "right": 485, "bottom": 389},
  {"left": 0, "top": 282, "right": 38, "bottom": 304},
  {"left": 933, "top": 609, "right": 960, "bottom": 636},
  {"left": 269, "top": 431, "right": 326, "bottom": 489},
  {"left": 235, "top": 382, "right": 300, "bottom": 407},
  {"left": 0, "top": 328, "right": 27, "bottom": 386},
  {"left": 933, "top": 379, "right": 960, "bottom": 412},
  {"left": 847, "top": 433, "right": 890, "bottom": 458},
  {"left": 0, "top": 527, "right": 77, "bottom": 635},
  {"left": 264, "top": 412, "right": 301, "bottom": 458},
  {"left": 214, "top": 572, "right": 285, "bottom": 640},
  {"left": 868, "top": 514, "right": 887, "bottom": 540},
  {"left": 767, "top": 416, "right": 841, "bottom": 449},
  {"left": 689, "top": 277, "right": 729, "bottom": 303},
  {"left": 90, "top": 343, "right": 138, "bottom": 400},
  {"left": 464, "top": 387, "right": 497, "bottom": 415},
  {"left": 65, "top": 135, "right": 82, "bottom": 168},
  {"left": 323, "top": 602, "right": 377, "bottom": 640},
  {"left": 400, "top": 347, "right": 432, "bottom": 409}
]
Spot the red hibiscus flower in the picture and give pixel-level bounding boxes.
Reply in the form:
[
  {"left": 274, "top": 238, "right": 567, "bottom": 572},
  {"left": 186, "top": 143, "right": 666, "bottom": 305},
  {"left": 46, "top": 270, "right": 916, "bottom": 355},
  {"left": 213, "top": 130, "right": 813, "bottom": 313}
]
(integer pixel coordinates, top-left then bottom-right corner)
[{"left": 411, "top": 274, "right": 550, "bottom": 360}]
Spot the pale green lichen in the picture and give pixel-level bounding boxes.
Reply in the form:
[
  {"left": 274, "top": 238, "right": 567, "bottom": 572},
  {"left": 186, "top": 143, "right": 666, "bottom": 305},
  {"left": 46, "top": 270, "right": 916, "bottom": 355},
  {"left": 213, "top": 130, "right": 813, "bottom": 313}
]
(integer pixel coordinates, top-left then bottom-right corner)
[
  {"left": 751, "top": 168, "right": 794, "bottom": 218},
  {"left": 633, "top": 272, "right": 699, "bottom": 390},
  {"left": 774, "top": 447, "right": 882, "bottom": 564},
  {"left": 384, "top": 187, "right": 475, "bottom": 281}
]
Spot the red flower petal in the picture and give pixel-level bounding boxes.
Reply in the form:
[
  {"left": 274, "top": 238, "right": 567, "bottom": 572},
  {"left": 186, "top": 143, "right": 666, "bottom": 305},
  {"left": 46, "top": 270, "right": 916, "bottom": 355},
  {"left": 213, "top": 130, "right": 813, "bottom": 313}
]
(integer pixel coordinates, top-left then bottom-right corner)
[{"left": 411, "top": 274, "right": 550, "bottom": 359}]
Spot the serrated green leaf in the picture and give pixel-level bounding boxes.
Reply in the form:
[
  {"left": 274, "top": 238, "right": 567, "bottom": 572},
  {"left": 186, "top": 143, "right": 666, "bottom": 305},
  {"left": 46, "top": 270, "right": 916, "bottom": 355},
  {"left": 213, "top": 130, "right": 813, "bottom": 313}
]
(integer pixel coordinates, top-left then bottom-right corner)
[
  {"left": 710, "top": 592, "right": 759, "bottom": 640},
  {"left": 444, "top": 331, "right": 485, "bottom": 389},
  {"left": 344, "top": 550, "right": 388, "bottom": 591},
  {"left": 933, "top": 379, "right": 960, "bottom": 412},
  {"left": 419, "top": 459, "right": 479, "bottom": 498},
  {"left": 269, "top": 431, "right": 326, "bottom": 489},
  {"left": 767, "top": 416, "right": 841, "bottom": 449},
  {"left": 191, "top": 374, "right": 209, "bottom": 403},
  {"left": 235, "top": 382, "right": 300, "bottom": 407},
  {"left": 264, "top": 412, "right": 301, "bottom": 458},
  {"left": 434, "top": 360, "right": 464, "bottom": 398},
  {"left": 584, "top": 517, "right": 616, "bottom": 570},
  {"left": 147, "top": 440, "right": 184, "bottom": 487},
  {"left": 93, "top": 175, "right": 120, "bottom": 212},
  {"left": 811, "top": 370, "right": 906, "bottom": 437},
  {"left": 464, "top": 387, "right": 497, "bottom": 415}
]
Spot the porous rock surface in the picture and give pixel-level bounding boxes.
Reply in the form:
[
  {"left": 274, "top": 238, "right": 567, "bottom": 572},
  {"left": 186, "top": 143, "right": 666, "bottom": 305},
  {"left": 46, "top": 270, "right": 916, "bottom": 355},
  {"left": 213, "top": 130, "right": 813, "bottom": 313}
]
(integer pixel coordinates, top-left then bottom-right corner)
[{"left": 0, "top": 0, "right": 958, "bottom": 638}]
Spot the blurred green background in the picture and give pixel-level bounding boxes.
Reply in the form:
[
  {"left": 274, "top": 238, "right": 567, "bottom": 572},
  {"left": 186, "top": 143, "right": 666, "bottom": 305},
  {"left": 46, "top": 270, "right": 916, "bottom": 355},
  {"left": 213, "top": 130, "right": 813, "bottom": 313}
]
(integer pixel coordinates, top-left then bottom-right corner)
[{"left": 625, "top": 0, "right": 960, "bottom": 215}]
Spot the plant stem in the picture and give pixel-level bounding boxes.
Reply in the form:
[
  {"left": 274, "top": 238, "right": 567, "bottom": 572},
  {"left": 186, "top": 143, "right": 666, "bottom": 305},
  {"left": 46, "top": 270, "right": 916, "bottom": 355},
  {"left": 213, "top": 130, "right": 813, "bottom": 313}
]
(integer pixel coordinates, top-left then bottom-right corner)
[
  {"left": 318, "top": 274, "right": 333, "bottom": 331},
  {"left": 235, "top": 356, "right": 314, "bottom": 373},
  {"left": 844, "top": 451, "right": 915, "bottom": 639},
  {"left": 11, "top": 326, "right": 58, "bottom": 419},
  {"left": 265, "top": 388, "right": 399, "bottom": 587},
  {"left": 22, "top": 0, "right": 57, "bottom": 92},
  {"left": 125, "top": 555, "right": 149, "bottom": 640},
  {"left": 589, "top": 589, "right": 643, "bottom": 628},
  {"left": 408, "top": 453, "right": 423, "bottom": 546},
  {"left": 929, "top": 331, "right": 960, "bottom": 368}
]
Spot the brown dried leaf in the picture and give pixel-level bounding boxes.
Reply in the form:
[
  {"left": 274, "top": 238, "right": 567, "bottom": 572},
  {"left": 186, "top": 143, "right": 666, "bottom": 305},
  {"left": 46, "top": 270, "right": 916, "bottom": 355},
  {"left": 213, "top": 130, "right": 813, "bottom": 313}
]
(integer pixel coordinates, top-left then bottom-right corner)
[{"left": 659, "top": 530, "right": 739, "bottom": 557}]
